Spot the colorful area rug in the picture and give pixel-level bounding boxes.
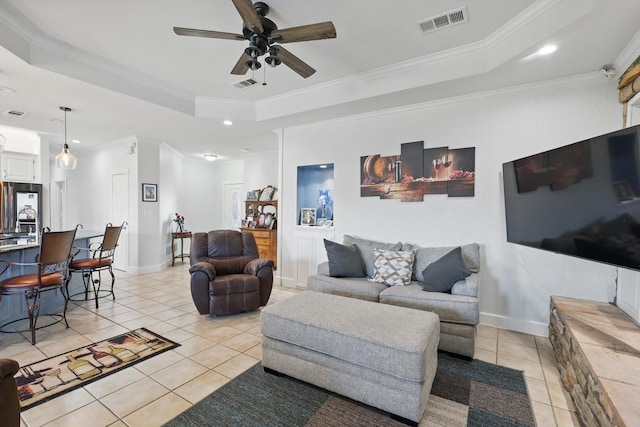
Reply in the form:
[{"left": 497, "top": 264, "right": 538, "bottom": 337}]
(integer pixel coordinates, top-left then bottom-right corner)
[
  {"left": 165, "top": 351, "right": 535, "bottom": 427},
  {"left": 16, "top": 328, "right": 180, "bottom": 410}
]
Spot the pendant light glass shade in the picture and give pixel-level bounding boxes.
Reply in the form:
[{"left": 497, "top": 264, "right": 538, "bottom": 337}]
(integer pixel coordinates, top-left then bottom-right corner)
[
  {"left": 56, "top": 106, "right": 77, "bottom": 170},
  {"left": 55, "top": 144, "right": 77, "bottom": 169}
]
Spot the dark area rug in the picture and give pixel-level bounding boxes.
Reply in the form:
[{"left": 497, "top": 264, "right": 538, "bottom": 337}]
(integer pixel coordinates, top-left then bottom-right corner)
[
  {"left": 16, "top": 328, "right": 180, "bottom": 410},
  {"left": 164, "top": 351, "right": 535, "bottom": 427}
]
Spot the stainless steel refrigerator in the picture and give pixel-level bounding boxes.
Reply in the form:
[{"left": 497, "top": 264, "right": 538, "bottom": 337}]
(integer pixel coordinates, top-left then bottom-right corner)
[{"left": 0, "top": 182, "right": 42, "bottom": 235}]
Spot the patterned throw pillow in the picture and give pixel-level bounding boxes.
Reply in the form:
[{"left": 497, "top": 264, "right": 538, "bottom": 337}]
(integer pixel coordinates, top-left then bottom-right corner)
[{"left": 368, "top": 248, "right": 415, "bottom": 286}]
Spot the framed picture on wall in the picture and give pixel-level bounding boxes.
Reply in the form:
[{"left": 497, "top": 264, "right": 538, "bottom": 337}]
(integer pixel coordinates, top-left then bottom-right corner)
[
  {"left": 142, "top": 183, "right": 157, "bottom": 202},
  {"left": 300, "top": 208, "right": 315, "bottom": 226}
]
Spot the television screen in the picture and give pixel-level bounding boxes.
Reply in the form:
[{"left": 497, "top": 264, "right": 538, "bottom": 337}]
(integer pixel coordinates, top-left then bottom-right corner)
[{"left": 502, "top": 125, "right": 640, "bottom": 271}]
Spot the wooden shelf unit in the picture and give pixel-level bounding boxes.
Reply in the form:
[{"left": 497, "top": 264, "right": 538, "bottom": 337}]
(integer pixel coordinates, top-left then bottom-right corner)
[{"left": 243, "top": 198, "right": 277, "bottom": 267}]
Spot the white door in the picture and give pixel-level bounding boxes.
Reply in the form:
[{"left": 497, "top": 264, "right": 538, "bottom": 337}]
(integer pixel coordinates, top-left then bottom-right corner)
[
  {"left": 223, "top": 182, "right": 244, "bottom": 229},
  {"left": 112, "top": 172, "right": 129, "bottom": 271},
  {"left": 49, "top": 181, "right": 66, "bottom": 230}
]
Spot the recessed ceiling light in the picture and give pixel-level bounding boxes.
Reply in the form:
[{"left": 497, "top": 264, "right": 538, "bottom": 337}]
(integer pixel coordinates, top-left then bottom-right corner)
[
  {"left": 223, "top": 120, "right": 233, "bottom": 126},
  {"left": 537, "top": 44, "right": 557, "bottom": 55},
  {"left": 204, "top": 154, "right": 218, "bottom": 161},
  {"left": 71, "top": 139, "right": 80, "bottom": 144}
]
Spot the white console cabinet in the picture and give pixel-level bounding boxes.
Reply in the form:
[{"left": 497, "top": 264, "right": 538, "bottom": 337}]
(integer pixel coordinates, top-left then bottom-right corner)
[{"left": 1, "top": 152, "right": 36, "bottom": 182}]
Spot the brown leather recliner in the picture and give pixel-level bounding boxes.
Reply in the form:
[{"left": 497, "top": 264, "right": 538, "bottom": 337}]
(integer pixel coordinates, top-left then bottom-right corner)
[
  {"left": 189, "top": 230, "right": 274, "bottom": 316},
  {"left": 0, "top": 358, "right": 20, "bottom": 427}
]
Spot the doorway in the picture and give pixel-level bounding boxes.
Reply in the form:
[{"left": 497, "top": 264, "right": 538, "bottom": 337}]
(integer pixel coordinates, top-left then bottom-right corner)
[
  {"left": 49, "top": 180, "right": 66, "bottom": 230},
  {"left": 223, "top": 182, "right": 244, "bottom": 229}
]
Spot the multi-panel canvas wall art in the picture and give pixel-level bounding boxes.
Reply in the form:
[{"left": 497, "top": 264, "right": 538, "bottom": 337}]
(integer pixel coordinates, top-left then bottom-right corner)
[{"left": 360, "top": 141, "right": 475, "bottom": 202}]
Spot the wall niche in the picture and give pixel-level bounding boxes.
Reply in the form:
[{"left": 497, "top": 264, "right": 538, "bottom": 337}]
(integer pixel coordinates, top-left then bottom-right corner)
[{"left": 297, "top": 163, "right": 334, "bottom": 226}]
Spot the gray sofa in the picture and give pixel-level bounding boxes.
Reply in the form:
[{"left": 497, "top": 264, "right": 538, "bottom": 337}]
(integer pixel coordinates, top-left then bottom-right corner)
[{"left": 307, "top": 235, "right": 480, "bottom": 358}]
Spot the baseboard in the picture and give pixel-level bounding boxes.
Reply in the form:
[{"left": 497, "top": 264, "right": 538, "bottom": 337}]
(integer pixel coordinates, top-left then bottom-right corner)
[
  {"left": 127, "top": 263, "right": 165, "bottom": 275},
  {"left": 279, "top": 276, "right": 305, "bottom": 288},
  {"left": 480, "top": 312, "right": 549, "bottom": 337}
]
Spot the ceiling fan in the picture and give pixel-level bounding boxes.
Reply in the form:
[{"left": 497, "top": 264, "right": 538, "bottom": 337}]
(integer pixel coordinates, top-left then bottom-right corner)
[{"left": 174, "top": 0, "right": 336, "bottom": 79}]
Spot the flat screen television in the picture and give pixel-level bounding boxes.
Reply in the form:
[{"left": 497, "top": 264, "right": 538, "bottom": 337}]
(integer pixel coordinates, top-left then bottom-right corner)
[{"left": 502, "top": 124, "right": 640, "bottom": 271}]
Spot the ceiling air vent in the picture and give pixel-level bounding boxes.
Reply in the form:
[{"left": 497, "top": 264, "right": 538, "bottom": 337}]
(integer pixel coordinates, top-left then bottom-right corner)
[
  {"left": 417, "top": 7, "right": 468, "bottom": 34},
  {"left": 232, "top": 78, "right": 259, "bottom": 90},
  {"left": 4, "top": 109, "right": 27, "bottom": 117}
]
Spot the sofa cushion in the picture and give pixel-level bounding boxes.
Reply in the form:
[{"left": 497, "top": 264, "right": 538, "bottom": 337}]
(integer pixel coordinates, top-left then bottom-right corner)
[
  {"left": 307, "top": 274, "right": 386, "bottom": 302},
  {"left": 343, "top": 235, "right": 402, "bottom": 277},
  {"left": 420, "top": 247, "right": 471, "bottom": 293},
  {"left": 369, "top": 249, "right": 415, "bottom": 286},
  {"left": 451, "top": 272, "right": 479, "bottom": 298},
  {"left": 402, "top": 242, "right": 480, "bottom": 281},
  {"left": 324, "top": 239, "right": 365, "bottom": 278},
  {"left": 380, "top": 283, "right": 479, "bottom": 325}
]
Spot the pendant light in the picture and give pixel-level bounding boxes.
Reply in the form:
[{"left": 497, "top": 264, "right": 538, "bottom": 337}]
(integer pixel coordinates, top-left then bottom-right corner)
[{"left": 55, "top": 106, "right": 77, "bottom": 170}]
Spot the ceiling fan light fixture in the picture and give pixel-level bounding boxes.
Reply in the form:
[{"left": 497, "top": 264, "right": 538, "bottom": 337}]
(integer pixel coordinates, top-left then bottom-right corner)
[
  {"left": 245, "top": 58, "right": 262, "bottom": 71},
  {"left": 245, "top": 45, "right": 261, "bottom": 58},
  {"left": 55, "top": 106, "right": 77, "bottom": 170},
  {"left": 265, "top": 47, "right": 281, "bottom": 67}
]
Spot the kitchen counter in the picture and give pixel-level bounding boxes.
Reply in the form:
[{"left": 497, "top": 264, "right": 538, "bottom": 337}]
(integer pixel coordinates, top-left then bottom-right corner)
[
  {"left": 0, "top": 230, "right": 105, "bottom": 326},
  {"left": 0, "top": 229, "right": 103, "bottom": 254}
]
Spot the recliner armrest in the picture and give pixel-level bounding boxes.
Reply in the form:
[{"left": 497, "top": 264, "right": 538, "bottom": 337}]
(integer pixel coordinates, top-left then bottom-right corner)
[
  {"left": 0, "top": 358, "right": 19, "bottom": 380},
  {"left": 244, "top": 258, "right": 274, "bottom": 275},
  {"left": 189, "top": 261, "right": 216, "bottom": 281}
]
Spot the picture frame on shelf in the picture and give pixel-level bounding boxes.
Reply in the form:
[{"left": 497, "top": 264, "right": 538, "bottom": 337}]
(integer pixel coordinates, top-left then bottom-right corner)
[
  {"left": 142, "top": 183, "right": 157, "bottom": 202},
  {"left": 246, "top": 190, "right": 260, "bottom": 201},
  {"left": 259, "top": 185, "right": 275, "bottom": 201},
  {"left": 248, "top": 221, "right": 257, "bottom": 228},
  {"left": 300, "top": 208, "right": 315, "bottom": 226}
]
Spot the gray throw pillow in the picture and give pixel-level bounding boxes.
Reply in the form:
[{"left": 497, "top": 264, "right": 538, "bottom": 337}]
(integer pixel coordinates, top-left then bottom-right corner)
[
  {"left": 420, "top": 247, "right": 470, "bottom": 293},
  {"left": 343, "top": 235, "right": 402, "bottom": 277},
  {"left": 324, "top": 239, "right": 365, "bottom": 278}
]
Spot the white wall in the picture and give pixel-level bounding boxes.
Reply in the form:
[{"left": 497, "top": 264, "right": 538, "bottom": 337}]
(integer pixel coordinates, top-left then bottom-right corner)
[
  {"left": 159, "top": 142, "right": 183, "bottom": 261},
  {"left": 279, "top": 74, "right": 623, "bottom": 336},
  {"left": 243, "top": 151, "right": 278, "bottom": 193}
]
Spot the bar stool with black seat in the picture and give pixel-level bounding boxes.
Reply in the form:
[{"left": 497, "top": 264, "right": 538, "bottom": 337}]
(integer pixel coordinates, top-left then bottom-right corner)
[
  {"left": 66, "top": 222, "right": 126, "bottom": 309},
  {"left": 0, "top": 227, "right": 79, "bottom": 345}
]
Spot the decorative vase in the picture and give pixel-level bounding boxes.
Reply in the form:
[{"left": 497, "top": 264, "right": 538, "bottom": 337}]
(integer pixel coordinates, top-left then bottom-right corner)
[{"left": 316, "top": 189, "right": 333, "bottom": 221}]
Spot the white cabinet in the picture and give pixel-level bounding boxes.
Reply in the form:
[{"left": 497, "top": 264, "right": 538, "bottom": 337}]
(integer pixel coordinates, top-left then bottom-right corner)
[
  {"left": 1, "top": 152, "right": 36, "bottom": 182},
  {"left": 294, "top": 227, "right": 335, "bottom": 287}
]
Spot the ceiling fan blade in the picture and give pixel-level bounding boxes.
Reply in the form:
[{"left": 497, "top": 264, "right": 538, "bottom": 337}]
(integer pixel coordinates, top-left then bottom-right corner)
[
  {"left": 275, "top": 46, "right": 316, "bottom": 78},
  {"left": 231, "top": 52, "right": 251, "bottom": 75},
  {"left": 174, "top": 27, "right": 245, "bottom": 41},
  {"left": 271, "top": 22, "right": 336, "bottom": 43},
  {"left": 232, "top": 0, "right": 263, "bottom": 33}
]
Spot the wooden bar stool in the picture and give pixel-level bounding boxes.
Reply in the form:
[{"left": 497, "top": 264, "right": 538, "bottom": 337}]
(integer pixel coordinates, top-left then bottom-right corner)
[
  {"left": 66, "top": 222, "right": 126, "bottom": 309},
  {"left": 0, "top": 227, "right": 79, "bottom": 345}
]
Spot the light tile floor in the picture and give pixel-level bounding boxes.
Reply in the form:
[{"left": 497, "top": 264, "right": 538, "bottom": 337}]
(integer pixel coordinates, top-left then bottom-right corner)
[{"left": 0, "top": 264, "right": 580, "bottom": 426}]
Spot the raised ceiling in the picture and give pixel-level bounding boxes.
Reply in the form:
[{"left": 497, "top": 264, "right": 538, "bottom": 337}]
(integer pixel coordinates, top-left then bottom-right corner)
[{"left": 0, "top": 0, "right": 639, "bottom": 161}]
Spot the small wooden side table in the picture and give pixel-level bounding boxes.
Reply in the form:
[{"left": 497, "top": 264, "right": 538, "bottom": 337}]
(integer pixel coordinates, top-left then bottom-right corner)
[{"left": 171, "top": 231, "right": 192, "bottom": 266}]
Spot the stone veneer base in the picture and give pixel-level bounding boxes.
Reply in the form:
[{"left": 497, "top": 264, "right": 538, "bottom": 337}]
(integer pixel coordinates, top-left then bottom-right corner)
[{"left": 549, "top": 296, "right": 640, "bottom": 427}]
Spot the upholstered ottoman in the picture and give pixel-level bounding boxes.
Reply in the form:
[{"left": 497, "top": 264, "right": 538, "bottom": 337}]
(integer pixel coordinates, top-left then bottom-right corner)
[{"left": 261, "top": 291, "right": 439, "bottom": 425}]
